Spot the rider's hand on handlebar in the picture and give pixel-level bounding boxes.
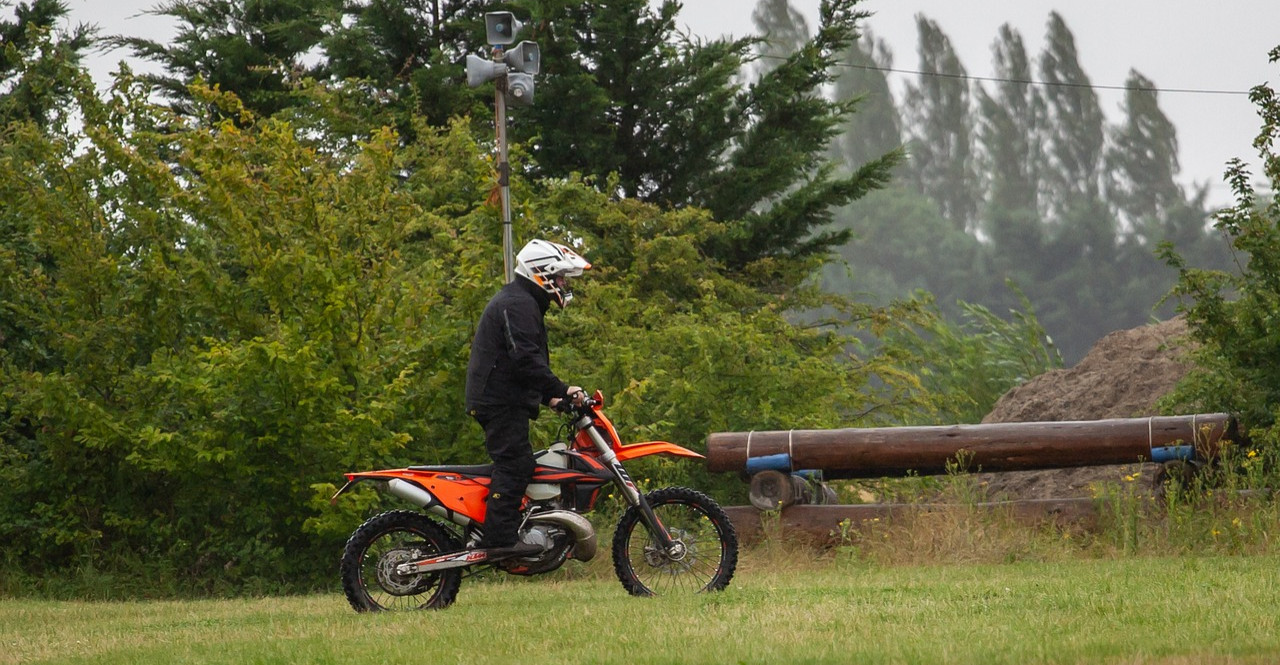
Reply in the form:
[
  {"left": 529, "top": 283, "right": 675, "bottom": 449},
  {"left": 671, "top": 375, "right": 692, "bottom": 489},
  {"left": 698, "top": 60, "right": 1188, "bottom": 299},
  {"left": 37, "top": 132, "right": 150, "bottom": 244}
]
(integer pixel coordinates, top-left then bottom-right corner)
[{"left": 549, "top": 387, "right": 586, "bottom": 413}]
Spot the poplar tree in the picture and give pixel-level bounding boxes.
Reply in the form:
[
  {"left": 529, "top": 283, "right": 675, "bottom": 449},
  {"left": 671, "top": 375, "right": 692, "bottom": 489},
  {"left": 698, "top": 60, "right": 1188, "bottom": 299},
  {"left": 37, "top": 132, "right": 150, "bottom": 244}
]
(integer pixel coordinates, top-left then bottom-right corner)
[
  {"left": 902, "top": 16, "right": 979, "bottom": 232},
  {"left": 1105, "top": 70, "right": 1184, "bottom": 234},
  {"left": 750, "top": 0, "right": 810, "bottom": 79},
  {"left": 975, "top": 24, "right": 1045, "bottom": 297},
  {"left": 829, "top": 27, "right": 901, "bottom": 170},
  {"left": 1037, "top": 11, "right": 1106, "bottom": 222}
]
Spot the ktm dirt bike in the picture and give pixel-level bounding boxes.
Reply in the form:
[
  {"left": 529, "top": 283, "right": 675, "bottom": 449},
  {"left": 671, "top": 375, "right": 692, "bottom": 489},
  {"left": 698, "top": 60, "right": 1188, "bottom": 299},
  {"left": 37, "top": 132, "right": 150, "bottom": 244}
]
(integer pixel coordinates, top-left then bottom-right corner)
[{"left": 331, "top": 390, "right": 738, "bottom": 611}]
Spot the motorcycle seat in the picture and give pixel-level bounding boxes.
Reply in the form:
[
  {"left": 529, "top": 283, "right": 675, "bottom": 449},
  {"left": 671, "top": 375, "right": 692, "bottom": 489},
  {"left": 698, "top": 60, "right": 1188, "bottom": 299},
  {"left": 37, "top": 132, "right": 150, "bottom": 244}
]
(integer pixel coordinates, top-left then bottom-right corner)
[{"left": 407, "top": 463, "right": 494, "bottom": 476}]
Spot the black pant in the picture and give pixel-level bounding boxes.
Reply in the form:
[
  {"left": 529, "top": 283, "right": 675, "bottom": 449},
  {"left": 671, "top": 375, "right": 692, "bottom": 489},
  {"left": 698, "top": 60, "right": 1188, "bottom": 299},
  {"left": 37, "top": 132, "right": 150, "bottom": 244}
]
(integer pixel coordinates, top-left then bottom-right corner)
[{"left": 472, "top": 407, "right": 535, "bottom": 548}]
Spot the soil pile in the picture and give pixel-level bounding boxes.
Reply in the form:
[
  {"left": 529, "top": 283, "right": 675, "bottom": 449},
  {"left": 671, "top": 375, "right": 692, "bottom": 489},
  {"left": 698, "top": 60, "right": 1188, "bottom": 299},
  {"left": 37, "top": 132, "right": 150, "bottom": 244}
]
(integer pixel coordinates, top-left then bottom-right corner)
[{"left": 977, "top": 317, "right": 1195, "bottom": 499}]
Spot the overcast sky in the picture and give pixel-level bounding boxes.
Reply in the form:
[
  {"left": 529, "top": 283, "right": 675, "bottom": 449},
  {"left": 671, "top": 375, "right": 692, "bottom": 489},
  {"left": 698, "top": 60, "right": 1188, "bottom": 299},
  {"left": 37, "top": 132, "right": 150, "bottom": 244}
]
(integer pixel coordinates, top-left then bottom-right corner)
[{"left": 42, "top": 0, "right": 1280, "bottom": 207}]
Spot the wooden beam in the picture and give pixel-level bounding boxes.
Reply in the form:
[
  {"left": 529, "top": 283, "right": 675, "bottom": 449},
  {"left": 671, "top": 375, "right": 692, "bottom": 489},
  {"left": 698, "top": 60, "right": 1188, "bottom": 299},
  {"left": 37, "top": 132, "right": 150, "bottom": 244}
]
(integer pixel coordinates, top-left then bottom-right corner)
[{"left": 707, "top": 413, "right": 1236, "bottom": 478}]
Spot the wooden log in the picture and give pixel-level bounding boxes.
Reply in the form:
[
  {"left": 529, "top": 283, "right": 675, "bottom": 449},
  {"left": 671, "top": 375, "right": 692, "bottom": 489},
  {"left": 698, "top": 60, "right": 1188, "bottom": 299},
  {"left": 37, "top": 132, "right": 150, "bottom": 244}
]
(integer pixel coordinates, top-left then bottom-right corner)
[
  {"left": 748, "top": 469, "right": 803, "bottom": 510},
  {"left": 748, "top": 471, "right": 841, "bottom": 509},
  {"left": 707, "top": 413, "right": 1236, "bottom": 479},
  {"left": 724, "top": 499, "right": 1100, "bottom": 545}
]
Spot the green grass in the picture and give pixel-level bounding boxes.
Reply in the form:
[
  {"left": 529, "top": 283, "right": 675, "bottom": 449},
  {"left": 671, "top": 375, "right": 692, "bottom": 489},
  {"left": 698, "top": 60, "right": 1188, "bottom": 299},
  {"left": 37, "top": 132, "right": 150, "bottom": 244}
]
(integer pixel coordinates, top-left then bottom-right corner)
[{"left": 5, "top": 552, "right": 1279, "bottom": 665}]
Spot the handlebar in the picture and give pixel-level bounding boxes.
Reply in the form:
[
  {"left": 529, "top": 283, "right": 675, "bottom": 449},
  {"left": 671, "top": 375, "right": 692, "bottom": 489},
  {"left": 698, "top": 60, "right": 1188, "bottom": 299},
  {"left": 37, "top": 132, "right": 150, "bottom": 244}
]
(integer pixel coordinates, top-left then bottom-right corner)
[{"left": 553, "top": 389, "right": 597, "bottom": 415}]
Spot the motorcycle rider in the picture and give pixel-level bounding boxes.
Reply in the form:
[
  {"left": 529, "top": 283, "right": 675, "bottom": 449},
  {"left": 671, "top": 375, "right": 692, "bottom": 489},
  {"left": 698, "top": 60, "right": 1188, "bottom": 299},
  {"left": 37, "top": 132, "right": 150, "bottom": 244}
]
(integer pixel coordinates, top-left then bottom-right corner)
[{"left": 464, "top": 239, "right": 591, "bottom": 560}]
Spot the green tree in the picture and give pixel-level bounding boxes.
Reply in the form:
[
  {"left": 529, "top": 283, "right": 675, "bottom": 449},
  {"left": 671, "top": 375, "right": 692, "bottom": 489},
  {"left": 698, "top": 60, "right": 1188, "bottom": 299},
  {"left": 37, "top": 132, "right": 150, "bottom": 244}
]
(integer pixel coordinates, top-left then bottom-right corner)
[
  {"left": 320, "top": 0, "right": 485, "bottom": 128},
  {"left": 823, "top": 185, "right": 983, "bottom": 310},
  {"left": 1026, "top": 12, "right": 1126, "bottom": 362},
  {"left": 520, "top": 0, "right": 899, "bottom": 282},
  {"left": 976, "top": 24, "right": 1043, "bottom": 267},
  {"left": 1105, "top": 70, "right": 1184, "bottom": 231},
  {"left": 1037, "top": 11, "right": 1106, "bottom": 222},
  {"left": 0, "top": 64, "right": 926, "bottom": 592},
  {"left": 828, "top": 26, "right": 901, "bottom": 170},
  {"left": 1162, "top": 46, "right": 1280, "bottom": 436},
  {"left": 0, "top": 0, "right": 93, "bottom": 126},
  {"left": 751, "top": 0, "right": 810, "bottom": 79},
  {"left": 901, "top": 16, "right": 978, "bottom": 233},
  {"left": 113, "top": 0, "right": 341, "bottom": 118}
]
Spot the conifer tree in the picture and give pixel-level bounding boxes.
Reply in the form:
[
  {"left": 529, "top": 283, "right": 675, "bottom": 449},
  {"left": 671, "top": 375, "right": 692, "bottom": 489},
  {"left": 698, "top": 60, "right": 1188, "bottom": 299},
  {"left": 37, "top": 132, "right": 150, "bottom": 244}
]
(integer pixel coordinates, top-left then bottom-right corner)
[
  {"left": 0, "top": 0, "right": 93, "bottom": 127},
  {"left": 115, "top": 0, "right": 341, "bottom": 118}
]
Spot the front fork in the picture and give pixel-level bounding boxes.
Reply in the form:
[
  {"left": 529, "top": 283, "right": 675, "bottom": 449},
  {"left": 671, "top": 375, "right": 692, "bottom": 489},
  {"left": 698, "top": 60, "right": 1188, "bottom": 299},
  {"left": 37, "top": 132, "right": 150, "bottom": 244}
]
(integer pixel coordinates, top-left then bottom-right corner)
[{"left": 579, "top": 421, "right": 683, "bottom": 558}]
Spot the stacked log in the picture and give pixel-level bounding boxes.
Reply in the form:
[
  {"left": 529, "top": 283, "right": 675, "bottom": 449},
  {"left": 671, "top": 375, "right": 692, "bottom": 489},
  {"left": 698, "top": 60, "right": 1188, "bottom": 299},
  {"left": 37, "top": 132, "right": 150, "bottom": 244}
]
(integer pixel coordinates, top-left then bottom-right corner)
[{"left": 708, "top": 413, "right": 1236, "bottom": 479}]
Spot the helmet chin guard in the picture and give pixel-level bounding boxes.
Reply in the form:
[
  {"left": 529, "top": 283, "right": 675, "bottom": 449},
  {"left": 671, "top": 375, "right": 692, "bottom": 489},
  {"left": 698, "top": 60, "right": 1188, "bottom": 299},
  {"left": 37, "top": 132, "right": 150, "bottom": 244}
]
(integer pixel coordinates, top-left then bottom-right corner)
[{"left": 513, "top": 239, "right": 591, "bottom": 307}]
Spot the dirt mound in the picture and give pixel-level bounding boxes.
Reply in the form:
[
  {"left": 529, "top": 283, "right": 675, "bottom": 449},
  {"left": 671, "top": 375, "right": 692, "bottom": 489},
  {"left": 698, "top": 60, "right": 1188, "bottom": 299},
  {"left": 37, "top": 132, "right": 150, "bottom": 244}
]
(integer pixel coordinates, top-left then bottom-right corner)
[{"left": 977, "top": 317, "right": 1195, "bottom": 499}]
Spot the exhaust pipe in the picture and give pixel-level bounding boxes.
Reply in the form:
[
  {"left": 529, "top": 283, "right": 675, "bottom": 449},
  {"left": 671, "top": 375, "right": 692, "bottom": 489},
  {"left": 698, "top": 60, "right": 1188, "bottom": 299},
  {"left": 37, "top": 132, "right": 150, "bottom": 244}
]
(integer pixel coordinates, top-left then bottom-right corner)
[
  {"left": 529, "top": 510, "right": 598, "bottom": 562},
  {"left": 387, "top": 478, "right": 472, "bottom": 527}
]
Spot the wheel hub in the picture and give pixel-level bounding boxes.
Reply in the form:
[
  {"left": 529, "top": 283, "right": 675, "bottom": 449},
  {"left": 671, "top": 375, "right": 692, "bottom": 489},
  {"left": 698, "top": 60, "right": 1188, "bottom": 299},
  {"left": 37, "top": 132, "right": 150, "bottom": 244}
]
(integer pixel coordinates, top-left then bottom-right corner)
[{"left": 375, "top": 548, "right": 429, "bottom": 596}]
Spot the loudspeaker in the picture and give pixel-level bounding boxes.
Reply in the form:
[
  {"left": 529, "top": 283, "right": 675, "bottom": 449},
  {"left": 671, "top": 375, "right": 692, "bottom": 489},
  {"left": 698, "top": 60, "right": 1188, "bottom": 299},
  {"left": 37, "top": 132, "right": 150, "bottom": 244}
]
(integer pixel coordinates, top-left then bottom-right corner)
[
  {"left": 465, "top": 53, "right": 508, "bottom": 87},
  {"left": 485, "top": 12, "right": 524, "bottom": 46},
  {"left": 503, "top": 41, "right": 540, "bottom": 75},
  {"left": 505, "top": 72, "right": 535, "bottom": 106}
]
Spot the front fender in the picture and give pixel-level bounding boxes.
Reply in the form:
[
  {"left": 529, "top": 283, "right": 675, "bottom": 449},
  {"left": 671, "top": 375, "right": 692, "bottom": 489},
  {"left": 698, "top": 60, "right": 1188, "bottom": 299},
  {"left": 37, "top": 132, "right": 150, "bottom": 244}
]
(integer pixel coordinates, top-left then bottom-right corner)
[{"left": 614, "top": 441, "right": 705, "bottom": 463}]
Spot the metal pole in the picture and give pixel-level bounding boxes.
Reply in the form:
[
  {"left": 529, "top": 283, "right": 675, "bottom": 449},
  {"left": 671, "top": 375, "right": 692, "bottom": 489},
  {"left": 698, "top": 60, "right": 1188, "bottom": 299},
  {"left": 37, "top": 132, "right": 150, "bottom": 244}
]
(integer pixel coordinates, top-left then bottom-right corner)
[{"left": 494, "top": 50, "right": 514, "bottom": 283}]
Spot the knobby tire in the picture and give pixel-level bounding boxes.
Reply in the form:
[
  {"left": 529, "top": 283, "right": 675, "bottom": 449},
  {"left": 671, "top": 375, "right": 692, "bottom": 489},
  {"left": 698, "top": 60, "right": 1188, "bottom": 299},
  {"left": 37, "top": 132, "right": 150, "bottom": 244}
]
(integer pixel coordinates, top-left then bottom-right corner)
[
  {"left": 340, "top": 510, "right": 463, "bottom": 612},
  {"left": 611, "top": 486, "right": 738, "bottom": 597}
]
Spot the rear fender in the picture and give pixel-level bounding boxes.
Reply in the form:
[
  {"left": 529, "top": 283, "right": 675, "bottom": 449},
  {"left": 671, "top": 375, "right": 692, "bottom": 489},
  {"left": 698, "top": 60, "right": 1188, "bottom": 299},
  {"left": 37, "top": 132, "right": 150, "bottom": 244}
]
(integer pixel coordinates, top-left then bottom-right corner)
[
  {"left": 614, "top": 441, "right": 705, "bottom": 463},
  {"left": 333, "top": 469, "right": 490, "bottom": 525}
]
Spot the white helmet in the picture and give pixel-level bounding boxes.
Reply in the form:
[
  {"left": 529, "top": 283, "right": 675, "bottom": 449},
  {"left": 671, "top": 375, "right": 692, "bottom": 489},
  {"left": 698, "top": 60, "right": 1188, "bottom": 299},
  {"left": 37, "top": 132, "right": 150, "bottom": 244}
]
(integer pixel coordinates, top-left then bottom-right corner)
[{"left": 514, "top": 239, "right": 592, "bottom": 307}]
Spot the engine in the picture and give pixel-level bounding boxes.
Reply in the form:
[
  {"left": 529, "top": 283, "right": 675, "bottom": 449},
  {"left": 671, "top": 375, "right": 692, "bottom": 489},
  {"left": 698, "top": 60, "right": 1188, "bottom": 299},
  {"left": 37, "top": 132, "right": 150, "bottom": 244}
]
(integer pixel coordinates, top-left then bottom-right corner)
[{"left": 500, "top": 510, "right": 598, "bottom": 575}]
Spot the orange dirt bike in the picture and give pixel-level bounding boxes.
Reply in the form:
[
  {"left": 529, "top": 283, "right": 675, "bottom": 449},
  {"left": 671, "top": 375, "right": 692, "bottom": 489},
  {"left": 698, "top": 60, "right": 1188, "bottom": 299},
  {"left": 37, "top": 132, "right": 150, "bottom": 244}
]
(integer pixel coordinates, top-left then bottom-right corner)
[{"left": 331, "top": 390, "right": 738, "bottom": 611}]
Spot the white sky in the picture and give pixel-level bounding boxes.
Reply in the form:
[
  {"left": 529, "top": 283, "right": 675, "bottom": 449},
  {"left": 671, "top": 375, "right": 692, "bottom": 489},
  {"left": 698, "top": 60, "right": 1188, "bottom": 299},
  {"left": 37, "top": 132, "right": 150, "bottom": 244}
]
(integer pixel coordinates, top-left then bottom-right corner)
[{"left": 38, "top": 0, "right": 1280, "bottom": 207}]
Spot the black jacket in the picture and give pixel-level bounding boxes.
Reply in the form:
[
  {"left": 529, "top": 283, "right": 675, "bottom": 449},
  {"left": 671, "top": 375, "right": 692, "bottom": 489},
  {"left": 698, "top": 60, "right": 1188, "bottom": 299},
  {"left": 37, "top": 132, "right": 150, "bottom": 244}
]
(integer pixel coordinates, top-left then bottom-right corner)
[{"left": 465, "top": 278, "right": 571, "bottom": 417}]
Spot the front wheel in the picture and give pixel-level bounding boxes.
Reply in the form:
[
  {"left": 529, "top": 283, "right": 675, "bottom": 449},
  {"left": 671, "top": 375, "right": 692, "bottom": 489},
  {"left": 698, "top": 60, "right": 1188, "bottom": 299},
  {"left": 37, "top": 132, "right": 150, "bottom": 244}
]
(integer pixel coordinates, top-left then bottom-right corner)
[
  {"left": 341, "top": 510, "right": 463, "bottom": 611},
  {"left": 612, "top": 487, "right": 738, "bottom": 596}
]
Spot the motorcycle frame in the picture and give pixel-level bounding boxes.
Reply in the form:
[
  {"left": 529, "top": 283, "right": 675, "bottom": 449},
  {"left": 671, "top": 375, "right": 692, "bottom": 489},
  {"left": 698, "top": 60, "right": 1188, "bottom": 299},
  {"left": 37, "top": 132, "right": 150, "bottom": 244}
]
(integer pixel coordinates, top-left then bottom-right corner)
[{"left": 332, "top": 391, "right": 701, "bottom": 554}]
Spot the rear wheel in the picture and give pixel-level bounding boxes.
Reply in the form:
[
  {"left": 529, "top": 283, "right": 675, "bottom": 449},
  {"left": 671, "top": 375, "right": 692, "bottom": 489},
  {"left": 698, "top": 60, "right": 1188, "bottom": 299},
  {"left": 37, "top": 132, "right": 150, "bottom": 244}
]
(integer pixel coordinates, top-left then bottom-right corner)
[
  {"left": 341, "top": 510, "right": 462, "bottom": 611},
  {"left": 612, "top": 487, "right": 738, "bottom": 596}
]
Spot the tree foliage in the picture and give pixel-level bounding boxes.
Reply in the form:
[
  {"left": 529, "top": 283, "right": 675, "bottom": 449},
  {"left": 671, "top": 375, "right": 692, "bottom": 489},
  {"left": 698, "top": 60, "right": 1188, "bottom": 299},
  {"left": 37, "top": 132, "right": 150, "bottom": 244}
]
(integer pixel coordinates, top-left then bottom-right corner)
[
  {"left": 902, "top": 16, "right": 978, "bottom": 233},
  {"left": 117, "top": 0, "right": 900, "bottom": 289},
  {"left": 0, "top": 0, "right": 92, "bottom": 126},
  {"left": 0, "top": 64, "right": 938, "bottom": 591},
  {"left": 110, "top": 0, "right": 341, "bottom": 119},
  {"left": 1162, "top": 46, "right": 1280, "bottom": 439},
  {"left": 821, "top": 10, "right": 1235, "bottom": 363},
  {"left": 0, "top": 0, "right": 1074, "bottom": 595}
]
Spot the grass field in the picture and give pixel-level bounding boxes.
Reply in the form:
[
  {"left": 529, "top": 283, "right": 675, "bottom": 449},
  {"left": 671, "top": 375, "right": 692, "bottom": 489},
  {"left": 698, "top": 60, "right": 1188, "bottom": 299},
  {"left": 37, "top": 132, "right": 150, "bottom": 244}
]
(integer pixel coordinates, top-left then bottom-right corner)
[{"left": 4, "top": 551, "right": 1279, "bottom": 665}]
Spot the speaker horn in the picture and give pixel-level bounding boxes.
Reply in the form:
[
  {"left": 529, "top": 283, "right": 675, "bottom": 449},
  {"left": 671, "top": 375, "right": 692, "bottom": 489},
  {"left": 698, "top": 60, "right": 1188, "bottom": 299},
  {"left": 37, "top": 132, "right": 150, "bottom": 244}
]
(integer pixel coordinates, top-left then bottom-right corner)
[
  {"left": 503, "top": 41, "right": 540, "bottom": 75},
  {"left": 485, "top": 12, "right": 524, "bottom": 46},
  {"left": 466, "top": 53, "right": 507, "bottom": 87}
]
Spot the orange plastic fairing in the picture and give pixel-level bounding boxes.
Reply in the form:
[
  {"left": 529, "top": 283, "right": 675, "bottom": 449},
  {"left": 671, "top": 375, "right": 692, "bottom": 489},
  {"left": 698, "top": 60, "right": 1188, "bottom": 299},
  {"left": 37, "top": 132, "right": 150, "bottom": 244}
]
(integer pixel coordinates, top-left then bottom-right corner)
[{"left": 346, "top": 469, "right": 491, "bottom": 523}]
